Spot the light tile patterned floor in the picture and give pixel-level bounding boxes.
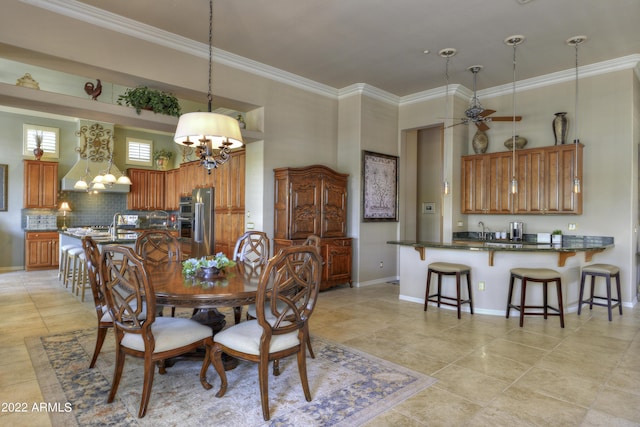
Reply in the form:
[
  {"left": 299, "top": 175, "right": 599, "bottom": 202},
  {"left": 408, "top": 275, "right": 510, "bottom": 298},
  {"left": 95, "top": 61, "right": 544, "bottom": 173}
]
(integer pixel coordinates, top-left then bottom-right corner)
[{"left": 1, "top": 269, "right": 639, "bottom": 426}]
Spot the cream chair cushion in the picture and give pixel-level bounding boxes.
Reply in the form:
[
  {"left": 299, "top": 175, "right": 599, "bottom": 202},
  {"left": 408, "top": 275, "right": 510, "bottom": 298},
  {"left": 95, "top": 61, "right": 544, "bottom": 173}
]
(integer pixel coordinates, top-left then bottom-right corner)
[
  {"left": 214, "top": 319, "right": 299, "bottom": 356},
  {"left": 121, "top": 317, "right": 212, "bottom": 353}
]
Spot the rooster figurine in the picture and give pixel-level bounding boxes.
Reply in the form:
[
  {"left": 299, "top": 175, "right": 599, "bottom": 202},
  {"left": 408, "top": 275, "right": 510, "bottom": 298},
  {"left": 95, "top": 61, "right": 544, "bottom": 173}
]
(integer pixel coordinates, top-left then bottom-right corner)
[{"left": 84, "top": 79, "right": 102, "bottom": 100}]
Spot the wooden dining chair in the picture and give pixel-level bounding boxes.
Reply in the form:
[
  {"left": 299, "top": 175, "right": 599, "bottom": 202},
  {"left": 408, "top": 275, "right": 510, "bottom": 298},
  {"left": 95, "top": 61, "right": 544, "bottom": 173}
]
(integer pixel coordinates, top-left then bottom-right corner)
[
  {"left": 100, "top": 245, "right": 214, "bottom": 418},
  {"left": 232, "top": 231, "right": 270, "bottom": 323},
  {"left": 246, "top": 234, "right": 321, "bottom": 366},
  {"left": 135, "top": 229, "right": 182, "bottom": 316},
  {"left": 200, "top": 245, "right": 322, "bottom": 421},
  {"left": 81, "top": 236, "right": 112, "bottom": 369}
]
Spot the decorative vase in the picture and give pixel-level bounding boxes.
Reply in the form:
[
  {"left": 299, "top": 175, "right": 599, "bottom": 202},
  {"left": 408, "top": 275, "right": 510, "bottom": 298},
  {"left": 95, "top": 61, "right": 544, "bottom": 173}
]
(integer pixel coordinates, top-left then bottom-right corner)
[
  {"left": 156, "top": 156, "right": 169, "bottom": 170},
  {"left": 504, "top": 135, "right": 528, "bottom": 150},
  {"left": 472, "top": 129, "right": 488, "bottom": 154},
  {"left": 198, "top": 267, "right": 223, "bottom": 279},
  {"left": 33, "top": 146, "right": 44, "bottom": 160},
  {"left": 553, "top": 112, "right": 568, "bottom": 145},
  {"left": 236, "top": 114, "right": 246, "bottom": 129}
]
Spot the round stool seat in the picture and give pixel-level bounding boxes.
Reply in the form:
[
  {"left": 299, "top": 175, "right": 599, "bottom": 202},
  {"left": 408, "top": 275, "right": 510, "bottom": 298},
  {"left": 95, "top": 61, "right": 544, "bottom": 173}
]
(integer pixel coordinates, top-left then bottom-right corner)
[
  {"left": 428, "top": 262, "right": 471, "bottom": 273},
  {"left": 581, "top": 264, "right": 619, "bottom": 275},
  {"left": 510, "top": 268, "right": 560, "bottom": 280}
]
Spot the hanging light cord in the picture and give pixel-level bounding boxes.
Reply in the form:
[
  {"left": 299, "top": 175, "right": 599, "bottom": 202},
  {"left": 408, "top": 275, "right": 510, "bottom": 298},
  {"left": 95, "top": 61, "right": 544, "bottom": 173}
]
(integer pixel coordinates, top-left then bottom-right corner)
[
  {"left": 439, "top": 48, "right": 456, "bottom": 196},
  {"left": 207, "top": 0, "right": 213, "bottom": 113}
]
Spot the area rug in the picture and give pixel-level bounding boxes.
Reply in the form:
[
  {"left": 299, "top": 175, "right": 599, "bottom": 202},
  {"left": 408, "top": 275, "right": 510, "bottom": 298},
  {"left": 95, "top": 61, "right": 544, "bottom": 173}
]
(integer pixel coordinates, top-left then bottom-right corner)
[{"left": 27, "top": 329, "right": 436, "bottom": 426}]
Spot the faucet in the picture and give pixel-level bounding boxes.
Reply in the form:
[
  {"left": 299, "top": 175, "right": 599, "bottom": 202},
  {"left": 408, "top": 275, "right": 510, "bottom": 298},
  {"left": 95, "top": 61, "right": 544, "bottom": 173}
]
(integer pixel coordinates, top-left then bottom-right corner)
[
  {"left": 478, "top": 221, "right": 485, "bottom": 240},
  {"left": 110, "top": 212, "right": 121, "bottom": 237}
]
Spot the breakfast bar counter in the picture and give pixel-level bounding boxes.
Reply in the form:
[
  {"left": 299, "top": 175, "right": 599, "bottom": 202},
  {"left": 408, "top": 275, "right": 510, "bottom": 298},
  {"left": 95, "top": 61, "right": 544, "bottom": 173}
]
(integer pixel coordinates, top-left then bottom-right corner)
[{"left": 387, "top": 236, "right": 614, "bottom": 315}]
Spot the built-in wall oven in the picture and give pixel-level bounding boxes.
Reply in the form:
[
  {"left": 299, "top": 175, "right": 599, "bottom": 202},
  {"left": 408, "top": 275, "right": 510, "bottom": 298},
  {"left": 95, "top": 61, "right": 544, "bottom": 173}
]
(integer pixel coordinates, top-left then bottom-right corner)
[{"left": 178, "top": 196, "right": 193, "bottom": 240}]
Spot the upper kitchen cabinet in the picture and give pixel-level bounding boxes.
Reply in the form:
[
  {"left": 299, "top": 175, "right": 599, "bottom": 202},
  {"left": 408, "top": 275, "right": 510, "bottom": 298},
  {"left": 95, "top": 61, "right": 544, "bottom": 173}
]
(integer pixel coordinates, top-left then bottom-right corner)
[
  {"left": 24, "top": 160, "right": 58, "bottom": 209},
  {"left": 461, "top": 144, "right": 583, "bottom": 215},
  {"left": 127, "top": 168, "right": 165, "bottom": 210}
]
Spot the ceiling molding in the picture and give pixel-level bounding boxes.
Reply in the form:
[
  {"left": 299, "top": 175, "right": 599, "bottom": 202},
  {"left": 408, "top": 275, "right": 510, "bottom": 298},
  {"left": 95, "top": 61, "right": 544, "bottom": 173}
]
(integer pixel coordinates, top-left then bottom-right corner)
[{"left": 20, "top": 0, "right": 640, "bottom": 106}]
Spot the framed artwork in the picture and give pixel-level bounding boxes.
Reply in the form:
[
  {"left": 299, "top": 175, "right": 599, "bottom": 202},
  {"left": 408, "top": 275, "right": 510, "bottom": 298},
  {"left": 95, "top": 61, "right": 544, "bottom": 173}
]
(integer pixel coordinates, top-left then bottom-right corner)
[
  {"left": 0, "top": 164, "right": 7, "bottom": 211},
  {"left": 362, "top": 151, "right": 398, "bottom": 222}
]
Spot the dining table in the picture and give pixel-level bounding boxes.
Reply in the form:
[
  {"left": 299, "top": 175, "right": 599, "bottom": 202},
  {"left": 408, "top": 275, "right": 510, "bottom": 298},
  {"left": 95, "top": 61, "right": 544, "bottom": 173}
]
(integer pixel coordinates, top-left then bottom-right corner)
[{"left": 145, "top": 260, "right": 264, "bottom": 370}]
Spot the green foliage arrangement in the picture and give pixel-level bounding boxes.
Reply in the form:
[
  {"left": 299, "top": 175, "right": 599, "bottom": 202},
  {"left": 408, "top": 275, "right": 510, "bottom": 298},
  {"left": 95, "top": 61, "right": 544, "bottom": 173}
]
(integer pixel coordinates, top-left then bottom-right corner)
[
  {"left": 117, "top": 86, "right": 181, "bottom": 117},
  {"left": 552, "top": 229, "right": 562, "bottom": 235},
  {"left": 182, "top": 253, "right": 236, "bottom": 277},
  {"left": 153, "top": 149, "right": 174, "bottom": 161}
]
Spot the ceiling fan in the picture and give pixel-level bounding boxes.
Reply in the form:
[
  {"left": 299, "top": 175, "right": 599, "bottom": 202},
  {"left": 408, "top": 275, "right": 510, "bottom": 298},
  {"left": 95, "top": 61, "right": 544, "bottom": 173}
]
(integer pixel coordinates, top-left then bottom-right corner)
[{"left": 450, "top": 65, "right": 521, "bottom": 132}]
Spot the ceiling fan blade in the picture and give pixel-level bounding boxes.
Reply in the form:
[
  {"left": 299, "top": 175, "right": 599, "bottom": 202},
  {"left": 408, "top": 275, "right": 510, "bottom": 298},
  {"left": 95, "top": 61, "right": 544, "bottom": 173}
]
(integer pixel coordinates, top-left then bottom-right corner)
[
  {"left": 478, "top": 109, "right": 496, "bottom": 118},
  {"left": 490, "top": 116, "right": 522, "bottom": 122},
  {"left": 445, "top": 120, "right": 466, "bottom": 129},
  {"left": 476, "top": 121, "right": 490, "bottom": 132}
]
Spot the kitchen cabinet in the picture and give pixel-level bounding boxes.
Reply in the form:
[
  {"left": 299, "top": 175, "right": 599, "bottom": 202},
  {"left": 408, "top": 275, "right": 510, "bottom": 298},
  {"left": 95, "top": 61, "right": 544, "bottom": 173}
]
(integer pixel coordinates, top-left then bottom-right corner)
[
  {"left": 127, "top": 168, "right": 165, "bottom": 210},
  {"left": 461, "top": 144, "right": 582, "bottom": 215},
  {"left": 25, "top": 231, "right": 59, "bottom": 271},
  {"left": 23, "top": 160, "right": 58, "bottom": 209},
  {"left": 273, "top": 165, "right": 351, "bottom": 290},
  {"left": 164, "top": 168, "right": 180, "bottom": 210}
]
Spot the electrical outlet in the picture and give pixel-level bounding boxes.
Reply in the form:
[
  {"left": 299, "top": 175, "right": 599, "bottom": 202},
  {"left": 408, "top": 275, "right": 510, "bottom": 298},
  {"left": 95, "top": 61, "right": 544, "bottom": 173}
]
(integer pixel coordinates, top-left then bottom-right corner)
[
  {"left": 568, "top": 223, "right": 576, "bottom": 230},
  {"left": 478, "top": 281, "right": 485, "bottom": 291},
  {"left": 379, "top": 261, "right": 383, "bottom": 269},
  {"left": 457, "top": 221, "right": 464, "bottom": 227}
]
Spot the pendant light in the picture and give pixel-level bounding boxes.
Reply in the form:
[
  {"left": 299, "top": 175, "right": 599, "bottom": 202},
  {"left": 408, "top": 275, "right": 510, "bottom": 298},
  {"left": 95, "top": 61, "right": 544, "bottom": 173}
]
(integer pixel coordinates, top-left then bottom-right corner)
[
  {"left": 567, "top": 35, "right": 586, "bottom": 194},
  {"left": 439, "top": 48, "right": 457, "bottom": 196},
  {"left": 174, "top": 0, "right": 243, "bottom": 174},
  {"left": 504, "top": 35, "right": 525, "bottom": 194}
]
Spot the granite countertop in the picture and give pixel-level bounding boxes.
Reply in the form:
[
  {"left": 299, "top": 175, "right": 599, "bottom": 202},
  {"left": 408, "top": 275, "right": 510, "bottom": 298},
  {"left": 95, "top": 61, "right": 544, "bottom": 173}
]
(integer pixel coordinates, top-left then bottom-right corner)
[
  {"left": 387, "top": 236, "right": 614, "bottom": 267},
  {"left": 59, "top": 229, "right": 138, "bottom": 244}
]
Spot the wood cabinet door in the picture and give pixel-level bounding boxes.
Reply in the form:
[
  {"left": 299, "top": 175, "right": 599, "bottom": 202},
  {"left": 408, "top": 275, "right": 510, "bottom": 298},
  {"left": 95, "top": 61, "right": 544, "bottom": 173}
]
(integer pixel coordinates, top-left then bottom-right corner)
[
  {"left": 545, "top": 144, "right": 582, "bottom": 214},
  {"left": 289, "top": 178, "right": 321, "bottom": 239},
  {"left": 322, "top": 239, "right": 352, "bottom": 287},
  {"left": 487, "top": 152, "right": 513, "bottom": 214},
  {"left": 164, "top": 169, "right": 180, "bottom": 210},
  {"left": 321, "top": 176, "right": 347, "bottom": 237},
  {"left": 461, "top": 156, "right": 487, "bottom": 213},
  {"left": 25, "top": 232, "right": 58, "bottom": 270},
  {"left": 24, "top": 161, "right": 58, "bottom": 208},
  {"left": 514, "top": 149, "right": 545, "bottom": 213},
  {"left": 127, "top": 169, "right": 148, "bottom": 210},
  {"left": 148, "top": 171, "right": 166, "bottom": 210}
]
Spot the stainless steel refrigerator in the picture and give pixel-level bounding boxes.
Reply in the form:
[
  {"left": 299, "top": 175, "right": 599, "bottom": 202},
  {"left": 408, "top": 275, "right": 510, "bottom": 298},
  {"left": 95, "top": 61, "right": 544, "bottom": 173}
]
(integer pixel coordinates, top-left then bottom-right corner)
[{"left": 191, "top": 187, "right": 215, "bottom": 257}]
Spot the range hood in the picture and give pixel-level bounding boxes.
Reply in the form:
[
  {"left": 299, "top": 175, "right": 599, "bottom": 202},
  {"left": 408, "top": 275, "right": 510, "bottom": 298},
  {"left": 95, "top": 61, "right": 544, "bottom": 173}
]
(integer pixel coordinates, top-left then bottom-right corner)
[
  {"left": 60, "top": 120, "right": 130, "bottom": 193},
  {"left": 61, "top": 159, "right": 130, "bottom": 193}
]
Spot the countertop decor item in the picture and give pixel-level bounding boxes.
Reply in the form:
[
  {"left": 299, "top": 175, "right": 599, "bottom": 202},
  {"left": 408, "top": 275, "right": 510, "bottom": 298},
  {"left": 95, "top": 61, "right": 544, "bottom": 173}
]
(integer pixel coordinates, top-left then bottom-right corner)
[
  {"left": 552, "top": 229, "right": 563, "bottom": 244},
  {"left": 553, "top": 112, "right": 568, "bottom": 145},
  {"left": 16, "top": 73, "right": 40, "bottom": 89},
  {"left": 472, "top": 129, "right": 488, "bottom": 153},
  {"left": 504, "top": 135, "right": 527, "bottom": 150}
]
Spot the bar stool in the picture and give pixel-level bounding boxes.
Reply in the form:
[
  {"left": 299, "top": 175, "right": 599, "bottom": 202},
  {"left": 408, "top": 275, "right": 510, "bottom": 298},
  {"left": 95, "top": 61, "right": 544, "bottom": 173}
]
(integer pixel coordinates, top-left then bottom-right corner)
[
  {"left": 63, "top": 247, "right": 84, "bottom": 291},
  {"left": 506, "top": 268, "right": 564, "bottom": 328},
  {"left": 74, "top": 252, "right": 90, "bottom": 302},
  {"left": 424, "top": 262, "right": 473, "bottom": 319},
  {"left": 578, "top": 264, "right": 622, "bottom": 321},
  {"left": 58, "top": 244, "right": 75, "bottom": 282}
]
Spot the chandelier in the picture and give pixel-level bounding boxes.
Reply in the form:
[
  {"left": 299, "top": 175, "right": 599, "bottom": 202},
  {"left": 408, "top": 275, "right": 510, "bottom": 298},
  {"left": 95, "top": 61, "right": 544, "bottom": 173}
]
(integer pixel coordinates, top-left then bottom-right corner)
[{"left": 173, "top": 0, "right": 243, "bottom": 174}]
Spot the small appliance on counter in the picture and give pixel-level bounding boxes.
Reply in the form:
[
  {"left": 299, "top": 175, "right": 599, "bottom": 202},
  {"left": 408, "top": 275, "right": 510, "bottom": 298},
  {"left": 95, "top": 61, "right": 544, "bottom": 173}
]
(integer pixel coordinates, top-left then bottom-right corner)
[{"left": 510, "top": 221, "right": 524, "bottom": 241}]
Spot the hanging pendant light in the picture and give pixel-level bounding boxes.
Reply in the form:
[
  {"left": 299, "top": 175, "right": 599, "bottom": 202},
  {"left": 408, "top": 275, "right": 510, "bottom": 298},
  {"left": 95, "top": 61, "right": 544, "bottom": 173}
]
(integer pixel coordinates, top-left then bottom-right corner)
[
  {"left": 567, "top": 35, "right": 586, "bottom": 194},
  {"left": 439, "top": 48, "right": 456, "bottom": 196},
  {"left": 174, "top": 0, "right": 243, "bottom": 174},
  {"left": 504, "top": 35, "right": 525, "bottom": 194}
]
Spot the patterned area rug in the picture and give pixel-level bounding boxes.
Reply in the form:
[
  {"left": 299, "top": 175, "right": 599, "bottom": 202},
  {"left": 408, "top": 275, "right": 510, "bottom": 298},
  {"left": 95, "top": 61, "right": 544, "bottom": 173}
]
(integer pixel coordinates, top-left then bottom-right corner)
[{"left": 27, "top": 329, "right": 436, "bottom": 426}]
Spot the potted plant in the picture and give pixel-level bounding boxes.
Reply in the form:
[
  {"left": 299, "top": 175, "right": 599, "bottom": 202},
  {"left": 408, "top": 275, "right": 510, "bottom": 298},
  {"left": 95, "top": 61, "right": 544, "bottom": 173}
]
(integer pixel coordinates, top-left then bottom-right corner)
[
  {"left": 551, "top": 229, "right": 563, "bottom": 245},
  {"left": 154, "top": 149, "right": 174, "bottom": 170},
  {"left": 117, "top": 86, "right": 181, "bottom": 117}
]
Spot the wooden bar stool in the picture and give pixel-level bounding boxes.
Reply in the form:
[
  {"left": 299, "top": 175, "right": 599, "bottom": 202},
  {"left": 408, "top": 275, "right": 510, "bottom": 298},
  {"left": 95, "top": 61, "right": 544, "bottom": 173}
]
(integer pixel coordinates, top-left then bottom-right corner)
[
  {"left": 63, "top": 247, "right": 84, "bottom": 291},
  {"left": 424, "top": 262, "right": 473, "bottom": 319},
  {"left": 58, "top": 244, "right": 75, "bottom": 282},
  {"left": 506, "top": 268, "right": 564, "bottom": 328},
  {"left": 578, "top": 264, "right": 622, "bottom": 321}
]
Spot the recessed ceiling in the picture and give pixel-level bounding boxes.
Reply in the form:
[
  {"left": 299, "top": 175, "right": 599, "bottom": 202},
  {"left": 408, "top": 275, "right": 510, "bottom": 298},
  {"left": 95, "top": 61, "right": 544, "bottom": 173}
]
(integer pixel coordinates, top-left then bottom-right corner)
[{"left": 22, "top": 0, "right": 640, "bottom": 96}]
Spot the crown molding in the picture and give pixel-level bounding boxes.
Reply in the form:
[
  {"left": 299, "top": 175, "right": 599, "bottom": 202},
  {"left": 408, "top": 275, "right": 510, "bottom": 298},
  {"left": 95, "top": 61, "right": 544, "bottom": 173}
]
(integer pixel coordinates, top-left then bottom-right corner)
[{"left": 20, "top": 0, "right": 640, "bottom": 105}]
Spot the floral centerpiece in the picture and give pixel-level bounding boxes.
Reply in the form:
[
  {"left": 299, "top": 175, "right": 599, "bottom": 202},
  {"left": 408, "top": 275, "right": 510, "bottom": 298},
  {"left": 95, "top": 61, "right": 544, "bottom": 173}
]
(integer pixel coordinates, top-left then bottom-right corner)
[{"left": 182, "top": 252, "right": 236, "bottom": 278}]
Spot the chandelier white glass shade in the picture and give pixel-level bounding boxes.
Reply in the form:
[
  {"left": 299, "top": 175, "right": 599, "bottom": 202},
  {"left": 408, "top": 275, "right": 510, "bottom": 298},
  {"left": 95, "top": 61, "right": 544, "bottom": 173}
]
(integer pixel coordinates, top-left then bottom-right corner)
[{"left": 173, "top": 0, "right": 243, "bottom": 174}]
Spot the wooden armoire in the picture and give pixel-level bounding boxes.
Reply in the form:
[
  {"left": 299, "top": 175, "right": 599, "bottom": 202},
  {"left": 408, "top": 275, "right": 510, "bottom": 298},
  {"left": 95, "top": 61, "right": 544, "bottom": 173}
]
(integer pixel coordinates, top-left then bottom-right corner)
[{"left": 273, "top": 165, "right": 352, "bottom": 290}]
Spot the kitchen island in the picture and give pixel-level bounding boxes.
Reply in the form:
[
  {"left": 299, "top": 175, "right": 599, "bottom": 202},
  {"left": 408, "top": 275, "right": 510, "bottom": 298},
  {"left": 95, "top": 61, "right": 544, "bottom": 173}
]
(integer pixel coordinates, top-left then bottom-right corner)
[{"left": 388, "top": 236, "right": 614, "bottom": 315}]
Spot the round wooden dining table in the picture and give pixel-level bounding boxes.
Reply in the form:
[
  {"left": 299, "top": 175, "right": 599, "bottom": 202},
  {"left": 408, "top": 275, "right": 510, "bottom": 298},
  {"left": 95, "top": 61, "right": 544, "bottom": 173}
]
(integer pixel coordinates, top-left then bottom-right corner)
[{"left": 145, "top": 261, "right": 262, "bottom": 331}]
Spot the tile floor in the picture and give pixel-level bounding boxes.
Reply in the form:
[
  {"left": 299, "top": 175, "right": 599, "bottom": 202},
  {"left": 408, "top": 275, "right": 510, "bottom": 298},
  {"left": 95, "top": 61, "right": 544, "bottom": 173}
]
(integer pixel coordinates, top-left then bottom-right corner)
[{"left": 1, "top": 269, "right": 639, "bottom": 426}]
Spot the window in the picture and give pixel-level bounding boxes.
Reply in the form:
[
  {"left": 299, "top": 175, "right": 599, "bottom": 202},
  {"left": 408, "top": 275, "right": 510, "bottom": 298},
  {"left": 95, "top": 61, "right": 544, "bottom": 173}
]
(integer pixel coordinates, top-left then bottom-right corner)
[
  {"left": 23, "top": 125, "right": 59, "bottom": 159},
  {"left": 126, "top": 138, "right": 153, "bottom": 166}
]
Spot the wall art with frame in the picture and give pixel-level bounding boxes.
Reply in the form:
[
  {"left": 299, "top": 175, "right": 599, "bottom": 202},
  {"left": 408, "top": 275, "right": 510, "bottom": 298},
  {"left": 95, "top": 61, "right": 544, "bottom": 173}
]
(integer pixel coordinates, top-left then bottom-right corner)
[{"left": 362, "top": 150, "right": 398, "bottom": 222}]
